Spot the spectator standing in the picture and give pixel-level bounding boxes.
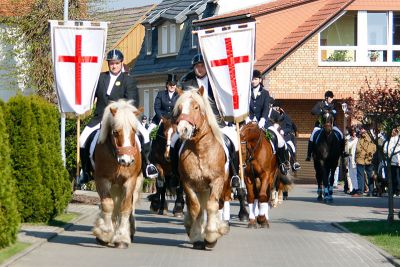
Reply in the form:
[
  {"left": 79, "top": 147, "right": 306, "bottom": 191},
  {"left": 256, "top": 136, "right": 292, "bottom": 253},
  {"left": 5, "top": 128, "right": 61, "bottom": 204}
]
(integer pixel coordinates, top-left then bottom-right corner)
[{"left": 354, "top": 127, "right": 376, "bottom": 197}]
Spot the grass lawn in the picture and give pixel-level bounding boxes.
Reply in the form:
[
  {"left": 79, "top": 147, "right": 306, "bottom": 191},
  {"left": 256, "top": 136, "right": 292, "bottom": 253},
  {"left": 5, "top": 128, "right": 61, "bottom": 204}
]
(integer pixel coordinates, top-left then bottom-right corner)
[
  {"left": 0, "top": 242, "right": 30, "bottom": 265},
  {"left": 0, "top": 212, "right": 80, "bottom": 264},
  {"left": 341, "top": 220, "right": 400, "bottom": 259}
]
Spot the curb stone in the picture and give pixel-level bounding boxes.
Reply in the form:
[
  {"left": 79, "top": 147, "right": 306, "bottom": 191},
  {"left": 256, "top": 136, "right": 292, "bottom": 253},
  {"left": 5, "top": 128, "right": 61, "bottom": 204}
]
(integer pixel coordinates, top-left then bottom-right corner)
[
  {"left": 1, "top": 206, "right": 97, "bottom": 267},
  {"left": 332, "top": 222, "right": 400, "bottom": 267}
]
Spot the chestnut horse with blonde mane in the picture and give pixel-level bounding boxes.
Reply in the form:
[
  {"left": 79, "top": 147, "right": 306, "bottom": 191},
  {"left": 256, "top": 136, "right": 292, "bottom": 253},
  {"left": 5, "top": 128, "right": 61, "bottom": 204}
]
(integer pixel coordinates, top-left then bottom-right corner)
[
  {"left": 93, "top": 100, "right": 144, "bottom": 248},
  {"left": 173, "top": 87, "right": 229, "bottom": 250},
  {"left": 240, "top": 123, "right": 292, "bottom": 228}
]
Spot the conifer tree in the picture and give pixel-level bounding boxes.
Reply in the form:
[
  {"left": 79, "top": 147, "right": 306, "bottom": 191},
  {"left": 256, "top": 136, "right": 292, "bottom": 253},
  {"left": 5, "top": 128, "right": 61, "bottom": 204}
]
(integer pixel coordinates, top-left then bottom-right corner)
[{"left": 0, "top": 102, "right": 20, "bottom": 248}]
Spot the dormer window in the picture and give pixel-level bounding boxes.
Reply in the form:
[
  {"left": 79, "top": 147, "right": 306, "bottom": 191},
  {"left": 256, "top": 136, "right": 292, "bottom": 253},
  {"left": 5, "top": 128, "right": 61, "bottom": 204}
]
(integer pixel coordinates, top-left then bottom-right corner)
[
  {"left": 145, "top": 27, "right": 152, "bottom": 55},
  {"left": 159, "top": 22, "right": 177, "bottom": 56}
]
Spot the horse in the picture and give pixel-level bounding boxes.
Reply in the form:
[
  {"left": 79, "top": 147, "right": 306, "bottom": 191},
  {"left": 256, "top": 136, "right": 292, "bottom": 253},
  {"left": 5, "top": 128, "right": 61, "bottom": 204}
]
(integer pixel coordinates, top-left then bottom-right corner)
[
  {"left": 240, "top": 123, "right": 292, "bottom": 228},
  {"left": 148, "top": 116, "right": 185, "bottom": 217},
  {"left": 92, "top": 100, "right": 144, "bottom": 249},
  {"left": 312, "top": 110, "right": 342, "bottom": 202},
  {"left": 173, "top": 87, "right": 229, "bottom": 250}
]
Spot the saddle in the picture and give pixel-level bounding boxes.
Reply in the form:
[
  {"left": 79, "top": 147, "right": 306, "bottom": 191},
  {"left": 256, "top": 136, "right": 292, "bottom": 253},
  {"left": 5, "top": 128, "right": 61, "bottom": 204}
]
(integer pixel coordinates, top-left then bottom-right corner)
[
  {"left": 262, "top": 128, "right": 277, "bottom": 154},
  {"left": 314, "top": 128, "right": 341, "bottom": 144}
]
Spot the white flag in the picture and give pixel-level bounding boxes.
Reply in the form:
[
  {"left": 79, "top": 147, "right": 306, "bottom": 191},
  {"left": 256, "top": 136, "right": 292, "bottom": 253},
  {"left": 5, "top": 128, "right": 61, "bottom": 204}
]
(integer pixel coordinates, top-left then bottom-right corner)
[
  {"left": 50, "top": 20, "right": 107, "bottom": 114},
  {"left": 198, "top": 23, "right": 255, "bottom": 122}
]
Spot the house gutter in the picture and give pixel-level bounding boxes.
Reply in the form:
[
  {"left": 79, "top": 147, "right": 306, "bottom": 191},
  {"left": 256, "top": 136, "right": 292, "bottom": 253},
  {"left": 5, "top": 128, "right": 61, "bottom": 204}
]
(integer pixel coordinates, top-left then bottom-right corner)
[{"left": 192, "top": 14, "right": 250, "bottom": 27}]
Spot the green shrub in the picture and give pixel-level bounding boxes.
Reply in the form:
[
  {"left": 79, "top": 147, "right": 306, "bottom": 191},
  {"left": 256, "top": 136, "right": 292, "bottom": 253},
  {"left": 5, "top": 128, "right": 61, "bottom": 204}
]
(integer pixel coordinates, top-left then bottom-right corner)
[
  {"left": 30, "top": 96, "right": 71, "bottom": 217},
  {"left": 0, "top": 102, "right": 20, "bottom": 248}
]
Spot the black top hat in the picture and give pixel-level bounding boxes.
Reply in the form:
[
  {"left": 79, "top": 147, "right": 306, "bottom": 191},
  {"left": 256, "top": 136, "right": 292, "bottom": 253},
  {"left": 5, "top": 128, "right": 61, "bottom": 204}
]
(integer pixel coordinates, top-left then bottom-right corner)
[
  {"left": 253, "top": 69, "right": 262, "bottom": 79},
  {"left": 167, "top": 74, "right": 177, "bottom": 85}
]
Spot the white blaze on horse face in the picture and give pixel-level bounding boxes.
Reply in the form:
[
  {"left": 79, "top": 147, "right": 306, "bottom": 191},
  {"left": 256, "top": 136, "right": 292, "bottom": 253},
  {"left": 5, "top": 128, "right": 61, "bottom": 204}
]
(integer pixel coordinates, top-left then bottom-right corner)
[
  {"left": 166, "top": 127, "right": 173, "bottom": 146},
  {"left": 177, "top": 100, "right": 195, "bottom": 140},
  {"left": 117, "top": 125, "right": 134, "bottom": 166}
]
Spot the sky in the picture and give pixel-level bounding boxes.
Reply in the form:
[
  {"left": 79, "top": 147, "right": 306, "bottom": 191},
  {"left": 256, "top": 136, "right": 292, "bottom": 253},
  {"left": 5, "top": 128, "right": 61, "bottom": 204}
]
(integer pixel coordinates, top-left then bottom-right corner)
[{"left": 103, "top": 0, "right": 162, "bottom": 11}]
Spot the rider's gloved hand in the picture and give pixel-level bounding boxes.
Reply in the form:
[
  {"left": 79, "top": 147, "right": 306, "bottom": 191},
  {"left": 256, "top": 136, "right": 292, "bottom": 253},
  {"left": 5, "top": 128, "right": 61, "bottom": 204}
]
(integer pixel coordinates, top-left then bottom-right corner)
[
  {"left": 245, "top": 116, "right": 251, "bottom": 124},
  {"left": 258, "top": 118, "right": 266, "bottom": 128}
]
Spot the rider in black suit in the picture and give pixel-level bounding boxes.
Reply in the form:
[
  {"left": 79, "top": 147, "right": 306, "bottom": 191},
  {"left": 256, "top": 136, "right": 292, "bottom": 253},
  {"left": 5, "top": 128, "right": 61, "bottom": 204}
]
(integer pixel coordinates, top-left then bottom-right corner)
[
  {"left": 177, "top": 54, "right": 241, "bottom": 187},
  {"left": 153, "top": 74, "right": 180, "bottom": 125},
  {"left": 78, "top": 49, "right": 158, "bottom": 186}
]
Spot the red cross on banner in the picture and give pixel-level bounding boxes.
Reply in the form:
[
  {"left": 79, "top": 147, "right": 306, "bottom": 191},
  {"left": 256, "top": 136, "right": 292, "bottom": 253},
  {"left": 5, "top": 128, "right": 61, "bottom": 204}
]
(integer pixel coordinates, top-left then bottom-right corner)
[
  {"left": 210, "top": 37, "right": 249, "bottom": 110},
  {"left": 58, "top": 35, "right": 98, "bottom": 105}
]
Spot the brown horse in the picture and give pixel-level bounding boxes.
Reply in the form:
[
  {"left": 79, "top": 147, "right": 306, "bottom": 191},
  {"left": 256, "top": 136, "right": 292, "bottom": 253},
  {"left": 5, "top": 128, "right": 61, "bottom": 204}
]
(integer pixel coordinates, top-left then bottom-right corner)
[
  {"left": 93, "top": 100, "right": 144, "bottom": 249},
  {"left": 240, "top": 123, "right": 291, "bottom": 228},
  {"left": 173, "top": 87, "right": 229, "bottom": 250},
  {"left": 148, "top": 116, "right": 184, "bottom": 217}
]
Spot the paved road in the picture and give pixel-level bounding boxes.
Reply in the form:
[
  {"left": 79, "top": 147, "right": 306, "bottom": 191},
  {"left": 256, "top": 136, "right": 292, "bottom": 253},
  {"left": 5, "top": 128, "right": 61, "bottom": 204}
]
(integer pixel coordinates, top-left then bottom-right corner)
[{"left": 6, "top": 185, "right": 400, "bottom": 267}]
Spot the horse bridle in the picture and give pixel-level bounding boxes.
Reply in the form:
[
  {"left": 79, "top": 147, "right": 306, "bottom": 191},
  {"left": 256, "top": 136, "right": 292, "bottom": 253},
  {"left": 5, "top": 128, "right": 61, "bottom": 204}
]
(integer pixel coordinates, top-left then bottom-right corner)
[
  {"left": 241, "top": 127, "right": 263, "bottom": 167},
  {"left": 108, "top": 130, "right": 136, "bottom": 159}
]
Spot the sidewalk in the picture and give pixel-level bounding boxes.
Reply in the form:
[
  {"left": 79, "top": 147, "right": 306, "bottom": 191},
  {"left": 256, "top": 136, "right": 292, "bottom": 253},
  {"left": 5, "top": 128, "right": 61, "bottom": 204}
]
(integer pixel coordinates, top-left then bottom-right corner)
[{"left": 3, "top": 185, "right": 400, "bottom": 267}]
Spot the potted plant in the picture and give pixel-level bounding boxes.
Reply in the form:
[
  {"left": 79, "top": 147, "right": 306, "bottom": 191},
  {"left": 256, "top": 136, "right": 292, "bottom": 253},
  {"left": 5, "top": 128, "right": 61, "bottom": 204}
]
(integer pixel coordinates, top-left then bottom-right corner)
[{"left": 369, "top": 51, "right": 380, "bottom": 62}]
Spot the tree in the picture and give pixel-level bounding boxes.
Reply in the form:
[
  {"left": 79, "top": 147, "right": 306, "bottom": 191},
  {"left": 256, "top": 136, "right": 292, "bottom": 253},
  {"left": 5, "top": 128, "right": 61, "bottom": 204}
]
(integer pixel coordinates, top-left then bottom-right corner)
[
  {"left": 0, "top": 0, "right": 105, "bottom": 102},
  {"left": 0, "top": 101, "right": 20, "bottom": 248},
  {"left": 348, "top": 77, "right": 400, "bottom": 223}
]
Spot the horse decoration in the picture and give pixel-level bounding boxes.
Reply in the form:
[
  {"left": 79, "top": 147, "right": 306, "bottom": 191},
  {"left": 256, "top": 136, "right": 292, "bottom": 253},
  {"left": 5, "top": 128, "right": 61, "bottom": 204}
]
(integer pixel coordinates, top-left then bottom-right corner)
[
  {"left": 148, "top": 116, "right": 185, "bottom": 217},
  {"left": 312, "top": 110, "right": 342, "bottom": 202},
  {"left": 174, "top": 87, "right": 229, "bottom": 250},
  {"left": 240, "top": 123, "right": 293, "bottom": 228},
  {"left": 92, "top": 100, "right": 144, "bottom": 248}
]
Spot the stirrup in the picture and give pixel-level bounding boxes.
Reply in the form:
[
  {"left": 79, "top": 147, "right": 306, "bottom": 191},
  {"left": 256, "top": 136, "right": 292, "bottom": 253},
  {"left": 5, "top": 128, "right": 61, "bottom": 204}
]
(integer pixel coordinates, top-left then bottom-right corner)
[
  {"left": 146, "top": 164, "right": 158, "bottom": 179},
  {"left": 230, "top": 175, "right": 240, "bottom": 188},
  {"left": 279, "top": 163, "right": 288, "bottom": 176},
  {"left": 292, "top": 162, "right": 301, "bottom": 171}
]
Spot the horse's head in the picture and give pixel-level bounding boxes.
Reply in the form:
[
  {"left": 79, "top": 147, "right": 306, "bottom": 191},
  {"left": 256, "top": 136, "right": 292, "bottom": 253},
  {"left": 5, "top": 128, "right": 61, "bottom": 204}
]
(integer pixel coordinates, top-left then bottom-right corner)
[
  {"left": 321, "top": 109, "right": 334, "bottom": 134},
  {"left": 159, "top": 116, "right": 176, "bottom": 161},
  {"left": 99, "top": 100, "right": 143, "bottom": 166},
  {"left": 173, "top": 87, "right": 207, "bottom": 140},
  {"left": 240, "top": 122, "right": 260, "bottom": 143}
]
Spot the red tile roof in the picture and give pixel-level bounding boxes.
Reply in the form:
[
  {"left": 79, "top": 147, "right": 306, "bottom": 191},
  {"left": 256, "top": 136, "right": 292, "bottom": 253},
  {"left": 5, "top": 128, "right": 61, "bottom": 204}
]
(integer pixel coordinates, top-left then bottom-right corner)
[
  {"left": 195, "top": 0, "right": 356, "bottom": 74},
  {"left": 255, "top": 0, "right": 354, "bottom": 73},
  {"left": 346, "top": 0, "right": 400, "bottom": 11}
]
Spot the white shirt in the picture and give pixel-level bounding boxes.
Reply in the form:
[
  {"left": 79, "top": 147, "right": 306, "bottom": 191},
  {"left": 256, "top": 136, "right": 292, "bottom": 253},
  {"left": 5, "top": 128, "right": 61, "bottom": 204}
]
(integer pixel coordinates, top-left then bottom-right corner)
[
  {"left": 196, "top": 75, "right": 209, "bottom": 97},
  {"left": 106, "top": 72, "right": 121, "bottom": 96},
  {"left": 252, "top": 85, "right": 260, "bottom": 98},
  {"left": 168, "top": 91, "right": 174, "bottom": 99}
]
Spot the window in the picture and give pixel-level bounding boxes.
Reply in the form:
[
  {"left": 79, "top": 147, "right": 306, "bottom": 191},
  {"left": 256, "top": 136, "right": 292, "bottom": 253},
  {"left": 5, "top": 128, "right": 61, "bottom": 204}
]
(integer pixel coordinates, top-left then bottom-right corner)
[
  {"left": 393, "top": 12, "right": 400, "bottom": 62},
  {"left": 319, "top": 11, "right": 400, "bottom": 65},
  {"left": 191, "top": 27, "right": 198, "bottom": 49},
  {"left": 320, "top": 11, "right": 357, "bottom": 62},
  {"left": 144, "top": 90, "right": 149, "bottom": 118},
  {"left": 145, "top": 28, "right": 152, "bottom": 55},
  {"left": 158, "top": 22, "right": 178, "bottom": 56}
]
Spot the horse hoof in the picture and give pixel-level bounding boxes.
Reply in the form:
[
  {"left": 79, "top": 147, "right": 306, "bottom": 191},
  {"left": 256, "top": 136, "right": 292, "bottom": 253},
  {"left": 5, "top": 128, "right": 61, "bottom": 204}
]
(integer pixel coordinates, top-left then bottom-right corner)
[
  {"left": 205, "top": 239, "right": 217, "bottom": 248},
  {"left": 193, "top": 241, "right": 206, "bottom": 250},
  {"left": 247, "top": 219, "right": 258, "bottom": 229},
  {"left": 114, "top": 242, "right": 129, "bottom": 249},
  {"left": 95, "top": 237, "right": 108, "bottom": 246},
  {"left": 173, "top": 212, "right": 183, "bottom": 218},
  {"left": 239, "top": 212, "right": 249, "bottom": 222}
]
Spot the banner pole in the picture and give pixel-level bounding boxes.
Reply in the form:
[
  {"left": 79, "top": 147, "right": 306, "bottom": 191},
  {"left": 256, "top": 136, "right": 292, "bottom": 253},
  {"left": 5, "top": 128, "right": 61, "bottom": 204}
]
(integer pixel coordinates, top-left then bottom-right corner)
[
  {"left": 76, "top": 115, "right": 81, "bottom": 185},
  {"left": 236, "top": 122, "right": 245, "bottom": 188}
]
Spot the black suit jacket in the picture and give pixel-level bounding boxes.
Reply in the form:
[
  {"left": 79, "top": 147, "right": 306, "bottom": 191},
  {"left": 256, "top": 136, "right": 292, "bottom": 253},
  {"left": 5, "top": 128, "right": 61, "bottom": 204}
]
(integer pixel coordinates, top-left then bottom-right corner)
[
  {"left": 88, "top": 71, "right": 139, "bottom": 127},
  {"left": 152, "top": 90, "right": 179, "bottom": 125},
  {"left": 178, "top": 71, "right": 224, "bottom": 127}
]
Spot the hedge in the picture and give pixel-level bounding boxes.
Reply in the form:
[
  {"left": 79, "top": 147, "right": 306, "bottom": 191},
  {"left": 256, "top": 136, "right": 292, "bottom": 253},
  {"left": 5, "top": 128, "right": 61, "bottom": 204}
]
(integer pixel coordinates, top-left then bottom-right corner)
[
  {"left": 5, "top": 95, "right": 71, "bottom": 222},
  {"left": 0, "top": 101, "right": 20, "bottom": 248}
]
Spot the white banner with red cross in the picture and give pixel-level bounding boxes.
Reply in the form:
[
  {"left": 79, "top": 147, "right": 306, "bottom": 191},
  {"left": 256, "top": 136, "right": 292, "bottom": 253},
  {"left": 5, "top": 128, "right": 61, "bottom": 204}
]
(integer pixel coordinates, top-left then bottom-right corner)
[
  {"left": 50, "top": 20, "right": 107, "bottom": 114},
  {"left": 197, "top": 23, "right": 255, "bottom": 123}
]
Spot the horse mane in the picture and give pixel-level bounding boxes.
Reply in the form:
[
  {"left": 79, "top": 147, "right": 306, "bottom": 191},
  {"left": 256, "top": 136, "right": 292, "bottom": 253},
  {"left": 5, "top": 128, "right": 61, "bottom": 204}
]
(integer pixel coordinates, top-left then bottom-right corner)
[
  {"left": 173, "top": 88, "right": 224, "bottom": 147},
  {"left": 98, "top": 99, "right": 140, "bottom": 144}
]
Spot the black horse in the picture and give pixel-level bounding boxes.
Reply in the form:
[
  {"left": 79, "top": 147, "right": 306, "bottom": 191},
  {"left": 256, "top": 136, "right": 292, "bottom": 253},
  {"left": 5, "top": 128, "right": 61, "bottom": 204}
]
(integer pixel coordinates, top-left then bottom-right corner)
[
  {"left": 312, "top": 110, "right": 343, "bottom": 202},
  {"left": 148, "top": 117, "right": 184, "bottom": 217}
]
